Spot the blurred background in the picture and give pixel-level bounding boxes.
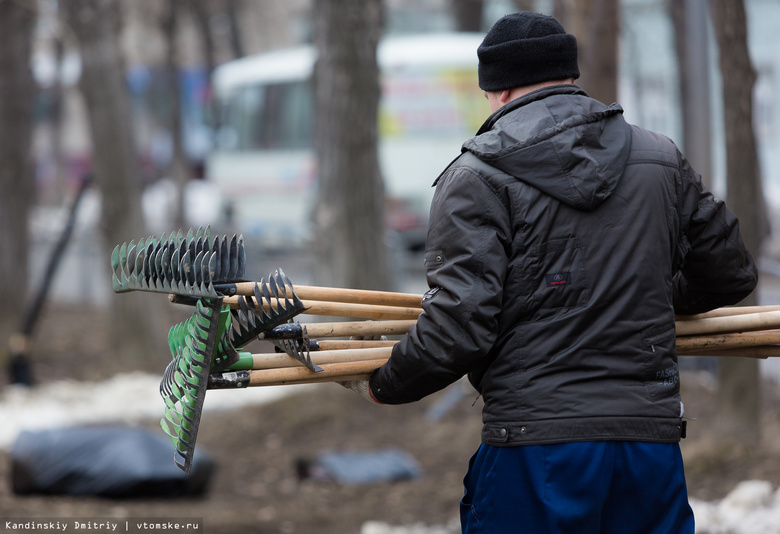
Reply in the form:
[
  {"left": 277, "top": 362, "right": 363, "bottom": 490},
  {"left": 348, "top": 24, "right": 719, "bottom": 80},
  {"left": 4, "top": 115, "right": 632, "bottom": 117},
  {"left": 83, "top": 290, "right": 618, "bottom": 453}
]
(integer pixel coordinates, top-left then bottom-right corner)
[{"left": 2, "top": 0, "right": 780, "bottom": 532}]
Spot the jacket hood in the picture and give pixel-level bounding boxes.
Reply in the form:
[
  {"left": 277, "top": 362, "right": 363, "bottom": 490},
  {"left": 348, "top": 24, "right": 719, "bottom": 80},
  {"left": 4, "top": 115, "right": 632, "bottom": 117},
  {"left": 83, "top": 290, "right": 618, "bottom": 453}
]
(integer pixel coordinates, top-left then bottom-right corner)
[{"left": 462, "top": 85, "right": 631, "bottom": 211}]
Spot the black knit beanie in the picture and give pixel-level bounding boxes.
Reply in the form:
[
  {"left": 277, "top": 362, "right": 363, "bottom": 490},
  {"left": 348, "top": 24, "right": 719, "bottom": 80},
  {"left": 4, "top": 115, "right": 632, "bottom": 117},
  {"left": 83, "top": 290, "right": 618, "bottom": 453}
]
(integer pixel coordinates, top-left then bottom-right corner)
[{"left": 478, "top": 12, "right": 580, "bottom": 91}]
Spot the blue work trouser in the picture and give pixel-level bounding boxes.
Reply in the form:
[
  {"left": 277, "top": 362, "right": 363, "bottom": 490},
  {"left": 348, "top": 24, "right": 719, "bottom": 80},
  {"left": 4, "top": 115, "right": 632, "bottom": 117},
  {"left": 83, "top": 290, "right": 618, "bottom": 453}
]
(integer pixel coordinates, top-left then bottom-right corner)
[{"left": 460, "top": 441, "right": 695, "bottom": 534}]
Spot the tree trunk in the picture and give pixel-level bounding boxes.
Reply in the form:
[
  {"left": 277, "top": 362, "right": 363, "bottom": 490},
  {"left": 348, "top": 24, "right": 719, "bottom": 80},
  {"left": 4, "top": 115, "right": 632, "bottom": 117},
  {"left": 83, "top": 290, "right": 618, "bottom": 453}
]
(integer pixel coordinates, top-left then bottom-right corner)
[
  {"left": 312, "top": 0, "right": 390, "bottom": 291},
  {"left": 0, "top": 2, "right": 36, "bottom": 381},
  {"left": 555, "top": 0, "right": 619, "bottom": 105},
  {"left": 190, "top": 0, "right": 217, "bottom": 73},
  {"left": 710, "top": 0, "right": 764, "bottom": 446},
  {"left": 225, "top": 0, "right": 245, "bottom": 59},
  {"left": 451, "top": 0, "right": 484, "bottom": 32},
  {"left": 61, "top": 0, "right": 168, "bottom": 365},
  {"left": 668, "top": 0, "right": 713, "bottom": 189},
  {"left": 162, "top": 0, "right": 189, "bottom": 229}
]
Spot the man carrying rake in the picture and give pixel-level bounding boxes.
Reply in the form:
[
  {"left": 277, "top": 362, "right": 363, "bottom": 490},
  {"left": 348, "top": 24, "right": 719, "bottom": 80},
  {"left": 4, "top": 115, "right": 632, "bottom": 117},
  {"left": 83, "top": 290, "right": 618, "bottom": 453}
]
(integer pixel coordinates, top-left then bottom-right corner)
[{"left": 342, "top": 11, "right": 757, "bottom": 534}]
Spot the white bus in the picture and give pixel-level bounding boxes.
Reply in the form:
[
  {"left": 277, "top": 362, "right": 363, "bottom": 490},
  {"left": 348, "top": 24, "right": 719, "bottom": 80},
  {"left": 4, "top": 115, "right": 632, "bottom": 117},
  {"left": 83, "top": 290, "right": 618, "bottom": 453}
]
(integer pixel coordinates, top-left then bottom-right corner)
[{"left": 207, "top": 33, "right": 486, "bottom": 249}]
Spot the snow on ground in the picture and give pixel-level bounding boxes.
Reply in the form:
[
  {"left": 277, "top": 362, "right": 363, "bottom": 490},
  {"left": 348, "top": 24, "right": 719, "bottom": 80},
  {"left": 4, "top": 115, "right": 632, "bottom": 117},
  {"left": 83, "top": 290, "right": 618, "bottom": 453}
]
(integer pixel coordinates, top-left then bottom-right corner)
[
  {"left": 3, "top": 374, "right": 780, "bottom": 534},
  {"left": 0, "top": 372, "right": 310, "bottom": 450},
  {"left": 362, "top": 485, "right": 780, "bottom": 534}
]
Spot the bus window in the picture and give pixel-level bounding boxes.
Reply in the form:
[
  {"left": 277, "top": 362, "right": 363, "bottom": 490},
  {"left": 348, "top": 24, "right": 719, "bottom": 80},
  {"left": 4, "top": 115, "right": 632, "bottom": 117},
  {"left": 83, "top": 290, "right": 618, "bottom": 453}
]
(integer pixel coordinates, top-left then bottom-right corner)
[{"left": 216, "top": 80, "right": 312, "bottom": 151}]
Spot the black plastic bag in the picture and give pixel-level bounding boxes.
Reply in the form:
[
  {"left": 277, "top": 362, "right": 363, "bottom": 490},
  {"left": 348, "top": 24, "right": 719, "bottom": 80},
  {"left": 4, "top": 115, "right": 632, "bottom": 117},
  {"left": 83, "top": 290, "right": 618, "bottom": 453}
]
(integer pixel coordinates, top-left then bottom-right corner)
[
  {"left": 11, "top": 424, "right": 214, "bottom": 498},
  {"left": 297, "top": 448, "right": 421, "bottom": 485}
]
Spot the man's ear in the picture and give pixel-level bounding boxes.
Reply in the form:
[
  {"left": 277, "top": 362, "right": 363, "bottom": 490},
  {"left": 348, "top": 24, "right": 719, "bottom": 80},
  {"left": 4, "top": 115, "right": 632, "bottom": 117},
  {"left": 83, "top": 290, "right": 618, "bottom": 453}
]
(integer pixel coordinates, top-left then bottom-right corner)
[{"left": 500, "top": 89, "right": 512, "bottom": 104}]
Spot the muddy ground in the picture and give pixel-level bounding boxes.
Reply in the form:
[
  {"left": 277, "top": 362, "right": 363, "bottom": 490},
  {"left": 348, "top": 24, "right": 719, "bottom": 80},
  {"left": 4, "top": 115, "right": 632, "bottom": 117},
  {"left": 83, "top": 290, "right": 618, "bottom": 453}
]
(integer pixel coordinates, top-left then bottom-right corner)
[{"left": 2, "top": 302, "right": 780, "bottom": 533}]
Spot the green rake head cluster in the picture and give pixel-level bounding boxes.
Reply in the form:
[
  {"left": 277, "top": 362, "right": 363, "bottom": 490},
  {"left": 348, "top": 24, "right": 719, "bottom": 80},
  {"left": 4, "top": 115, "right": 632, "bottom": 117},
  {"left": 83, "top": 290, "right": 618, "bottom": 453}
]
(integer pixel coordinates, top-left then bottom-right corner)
[
  {"left": 116, "top": 228, "right": 316, "bottom": 472},
  {"left": 111, "top": 226, "right": 245, "bottom": 297}
]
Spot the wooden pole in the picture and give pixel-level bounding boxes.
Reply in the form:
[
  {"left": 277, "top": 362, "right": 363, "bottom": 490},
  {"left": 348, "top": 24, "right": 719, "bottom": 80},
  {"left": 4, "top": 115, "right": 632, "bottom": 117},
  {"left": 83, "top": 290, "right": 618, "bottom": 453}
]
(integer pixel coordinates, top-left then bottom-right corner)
[
  {"left": 247, "top": 358, "right": 388, "bottom": 386},
  {"left": 675, "top": 310, "right": 780, "bottom": 337},
  {"left": 676, "top": 305, "right": 780, "bottom": 320},
  {"left": 250, "top": 346, "right": 393, "bottom": 370},
  {"left": 260, "top": 320, "right": 416, "bottom": 340},
  {"left": 676, "top": 330, "right": 780, "bottom": 352},
  {"left": 226, "top": 282, "right": 423, "bottom": 307},
  {"left": 224, "top": 296, "right": 422, "bottom": 321}
]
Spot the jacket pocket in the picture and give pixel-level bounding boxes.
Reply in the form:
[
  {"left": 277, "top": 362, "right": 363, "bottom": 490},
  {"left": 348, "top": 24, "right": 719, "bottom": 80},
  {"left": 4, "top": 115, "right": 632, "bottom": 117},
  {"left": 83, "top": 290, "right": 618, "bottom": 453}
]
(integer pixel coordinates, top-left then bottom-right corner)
[{"left": 526, "top": 237, "right": 590, "bottom": 312}]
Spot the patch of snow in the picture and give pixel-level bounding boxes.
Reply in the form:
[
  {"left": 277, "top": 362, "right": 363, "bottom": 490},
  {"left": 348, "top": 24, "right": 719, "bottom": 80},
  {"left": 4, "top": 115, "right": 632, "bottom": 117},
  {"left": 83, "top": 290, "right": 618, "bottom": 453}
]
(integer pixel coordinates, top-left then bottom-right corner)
[
  {"left": 362, "top": 481, "right": 780, "bottom": 534},
  {"left": 0, "top": 372, "right": 310, "bottom": 451},
  {"left": 691, "top": 480, "right": 780, "bottom": 533},
  {"left": 361, "top": 519, "right": 460, "bottom": 534}
]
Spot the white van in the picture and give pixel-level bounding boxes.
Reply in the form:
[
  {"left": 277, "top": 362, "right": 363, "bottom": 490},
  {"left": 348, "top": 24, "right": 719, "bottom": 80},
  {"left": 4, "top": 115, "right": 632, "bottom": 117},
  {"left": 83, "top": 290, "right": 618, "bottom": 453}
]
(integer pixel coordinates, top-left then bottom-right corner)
[{"left": 207, "top": 33, "right": 486, "bottom": 248}]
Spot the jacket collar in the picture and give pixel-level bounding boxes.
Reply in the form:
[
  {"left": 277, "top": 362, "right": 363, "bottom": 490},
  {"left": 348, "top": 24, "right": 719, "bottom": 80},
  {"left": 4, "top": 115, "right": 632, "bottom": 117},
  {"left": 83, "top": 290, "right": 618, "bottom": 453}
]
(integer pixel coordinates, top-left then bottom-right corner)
[{"left": 475, "top": 84, "right": 588, "bottom": 136}]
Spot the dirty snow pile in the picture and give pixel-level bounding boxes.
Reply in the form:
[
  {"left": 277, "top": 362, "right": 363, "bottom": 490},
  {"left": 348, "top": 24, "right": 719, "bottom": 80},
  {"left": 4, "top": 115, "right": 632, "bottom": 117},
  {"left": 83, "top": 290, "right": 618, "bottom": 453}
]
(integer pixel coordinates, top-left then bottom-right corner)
[
  {"left": 690, "top": 480, "right": 780, "bottom": 533},
  {"left": 360, "top": 481, "right": 780, "bottom": 534},
  {"left": 0, "top": 372, "right": 309, "bottom": 450}
]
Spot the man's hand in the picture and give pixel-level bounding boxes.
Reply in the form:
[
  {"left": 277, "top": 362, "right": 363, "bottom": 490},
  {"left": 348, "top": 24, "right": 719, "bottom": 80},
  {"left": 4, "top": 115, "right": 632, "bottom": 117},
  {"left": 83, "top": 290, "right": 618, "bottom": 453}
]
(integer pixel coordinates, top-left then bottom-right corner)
[{"left": 338, "top": 380, "right": 382, "bottom": 404}]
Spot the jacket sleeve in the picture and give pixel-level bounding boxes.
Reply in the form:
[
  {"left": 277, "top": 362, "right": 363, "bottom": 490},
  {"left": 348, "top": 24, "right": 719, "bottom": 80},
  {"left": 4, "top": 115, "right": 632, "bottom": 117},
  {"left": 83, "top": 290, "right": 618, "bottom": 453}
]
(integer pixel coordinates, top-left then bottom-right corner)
[
  {"left": 369, "top": 163, "right": 511, "bottom": 404},
  {"left": 673, "top": 155, "right": 758, "bottom": 315}
]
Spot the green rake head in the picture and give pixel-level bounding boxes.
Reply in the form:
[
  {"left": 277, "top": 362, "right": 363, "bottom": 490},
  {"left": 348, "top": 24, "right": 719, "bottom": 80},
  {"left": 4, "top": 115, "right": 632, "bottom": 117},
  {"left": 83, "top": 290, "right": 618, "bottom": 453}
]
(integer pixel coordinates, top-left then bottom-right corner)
[
  {"left": 158, "top": 271, "right": 309, "bottom": 472},
  {"left": 159, "top": 297, "right": 223, "bottom": 473},
  {"left": 111, "top": 226, "right": 245, "bottom": 298}
]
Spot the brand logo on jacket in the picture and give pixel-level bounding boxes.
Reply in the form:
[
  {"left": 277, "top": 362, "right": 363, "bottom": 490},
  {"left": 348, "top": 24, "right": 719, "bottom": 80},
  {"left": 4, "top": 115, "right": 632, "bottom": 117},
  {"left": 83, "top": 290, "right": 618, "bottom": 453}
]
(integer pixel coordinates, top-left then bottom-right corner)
[{"left": 545, "top": 272, "right": 571, "bottom": 287}]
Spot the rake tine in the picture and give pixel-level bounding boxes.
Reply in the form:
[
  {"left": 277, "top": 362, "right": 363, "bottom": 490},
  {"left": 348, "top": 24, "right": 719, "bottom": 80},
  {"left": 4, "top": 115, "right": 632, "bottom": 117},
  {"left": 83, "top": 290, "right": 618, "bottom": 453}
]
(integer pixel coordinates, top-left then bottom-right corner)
[
  {"left": 254, "top": 281, "right": 271, "bottom": 321},
  {"left": 139, "top": 238, "right": 153, "bottom": 287},
  {"left": 263, "top": 277, "right": 281, "bottom": 323},
  {"left": 207, "top": 252, "right": 218, "bottom": 286},
  {"left": 111, "top": 242, "right": 129, "bottom": 292},
  {"left": 125, "top": 240, "right": 138, "bottom": 287},
  {"left": 182, "top": 249, "right": 194, "bottom": 288},
  {"left": 132, "top": 239, "right": 145, "bottom": 290},
  {"left": 202, "top": 252, "right": 214, "bottom": 287},
  {"left": 227, "top": 294, "right": 256, "bottom": 348},
  {"left": 219, "top": 235, "right": 229, "bottom": 282},
  {"left": 196, "top": 225, "right": 208, "bottom": 245},
  {"left": 274, "top": 269, "right": 305, "bottom": 311},
  {"left": 160, "top": 241, "right": 174, "bottom": 292},
  {"left": 173, "top": 239, "right": 185, "bottom": 285},
  {"left": 209, "top": 236, "right": 220, "bottom": 280},
  {"left": 270, "top": 329, "right": 323, "bottom": 373},
  {"left": 146, "top": 239, "right": 160, "bottom": 289},
  {"left": 135, "top": 238, "right": 147, "bottom": 289},
  {"left": 190, "top": 235, "right": 202, "bottom": 268},
  {"left": 227, "top": 235, "right": 238, "bottom": 280},
  {"left": 159, "top": 347, "right": 182, "bottom": 399},
  {"left": 237, "top": 235, "right": 246, "bottom": 279},
  {"left": 167, "top": 245, "right": 181, "bottom": 294},
  {"left": 193, "top": 250, "right": 205, "bottom": 287},
  {"left": 153, "top": 233, "right": 168, "bottom": 288},
  {"left": 148, "top": 241, "right": 161, "bottom": 290}
]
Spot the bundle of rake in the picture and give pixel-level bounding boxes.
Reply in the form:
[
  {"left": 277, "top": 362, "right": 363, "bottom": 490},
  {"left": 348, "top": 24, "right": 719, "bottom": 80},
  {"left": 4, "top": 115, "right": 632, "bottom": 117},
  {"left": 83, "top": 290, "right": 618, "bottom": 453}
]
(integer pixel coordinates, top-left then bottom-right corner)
[
  {"left": 112, "top": 227, "right": 780, "bottom": 472},
  {"left": 111, "top": 227, "right": 423, "bottom": 472}
]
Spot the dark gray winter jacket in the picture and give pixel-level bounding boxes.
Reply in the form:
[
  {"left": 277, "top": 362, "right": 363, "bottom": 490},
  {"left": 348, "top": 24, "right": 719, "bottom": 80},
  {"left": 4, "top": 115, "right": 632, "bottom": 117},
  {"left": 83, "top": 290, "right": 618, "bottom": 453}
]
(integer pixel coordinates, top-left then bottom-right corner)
[{"left": 370, "top": 85, "right": 757, "bottom": 446}]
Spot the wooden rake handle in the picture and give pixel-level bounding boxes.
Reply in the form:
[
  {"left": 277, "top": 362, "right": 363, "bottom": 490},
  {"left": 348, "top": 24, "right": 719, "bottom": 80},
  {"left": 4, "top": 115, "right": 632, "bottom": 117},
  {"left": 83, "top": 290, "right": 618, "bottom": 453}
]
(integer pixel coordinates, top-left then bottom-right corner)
[
  {"left": 250, "top": 346, "right": 393, "bottom": 370},
  {"left": 246, "top": 358, "right": 389, "bottom": 387},
  {"left": 228, "top": 282, "right": 423, "bottom": 307},
  {"left": 675, "top": 310, "right": 780, "bottom": 337},
  {"left": 680, "top": 345, "right": 780, "bottom": 359},
  {"left": 224, "top": 296, "right": 422, "bottom": 321},
  {"left": 260, "top": 319, "right": 416, "bottom": 339},
  {"left": 676, "top": 330, "right": 780, "bottom": 353}
]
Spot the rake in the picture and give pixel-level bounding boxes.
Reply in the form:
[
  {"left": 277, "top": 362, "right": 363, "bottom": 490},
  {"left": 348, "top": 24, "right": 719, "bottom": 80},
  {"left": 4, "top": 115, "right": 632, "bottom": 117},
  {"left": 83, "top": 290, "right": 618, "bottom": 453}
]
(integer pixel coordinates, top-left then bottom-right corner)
[{"left": 112, "top": 227, "right": 424, "bottom": 472}]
